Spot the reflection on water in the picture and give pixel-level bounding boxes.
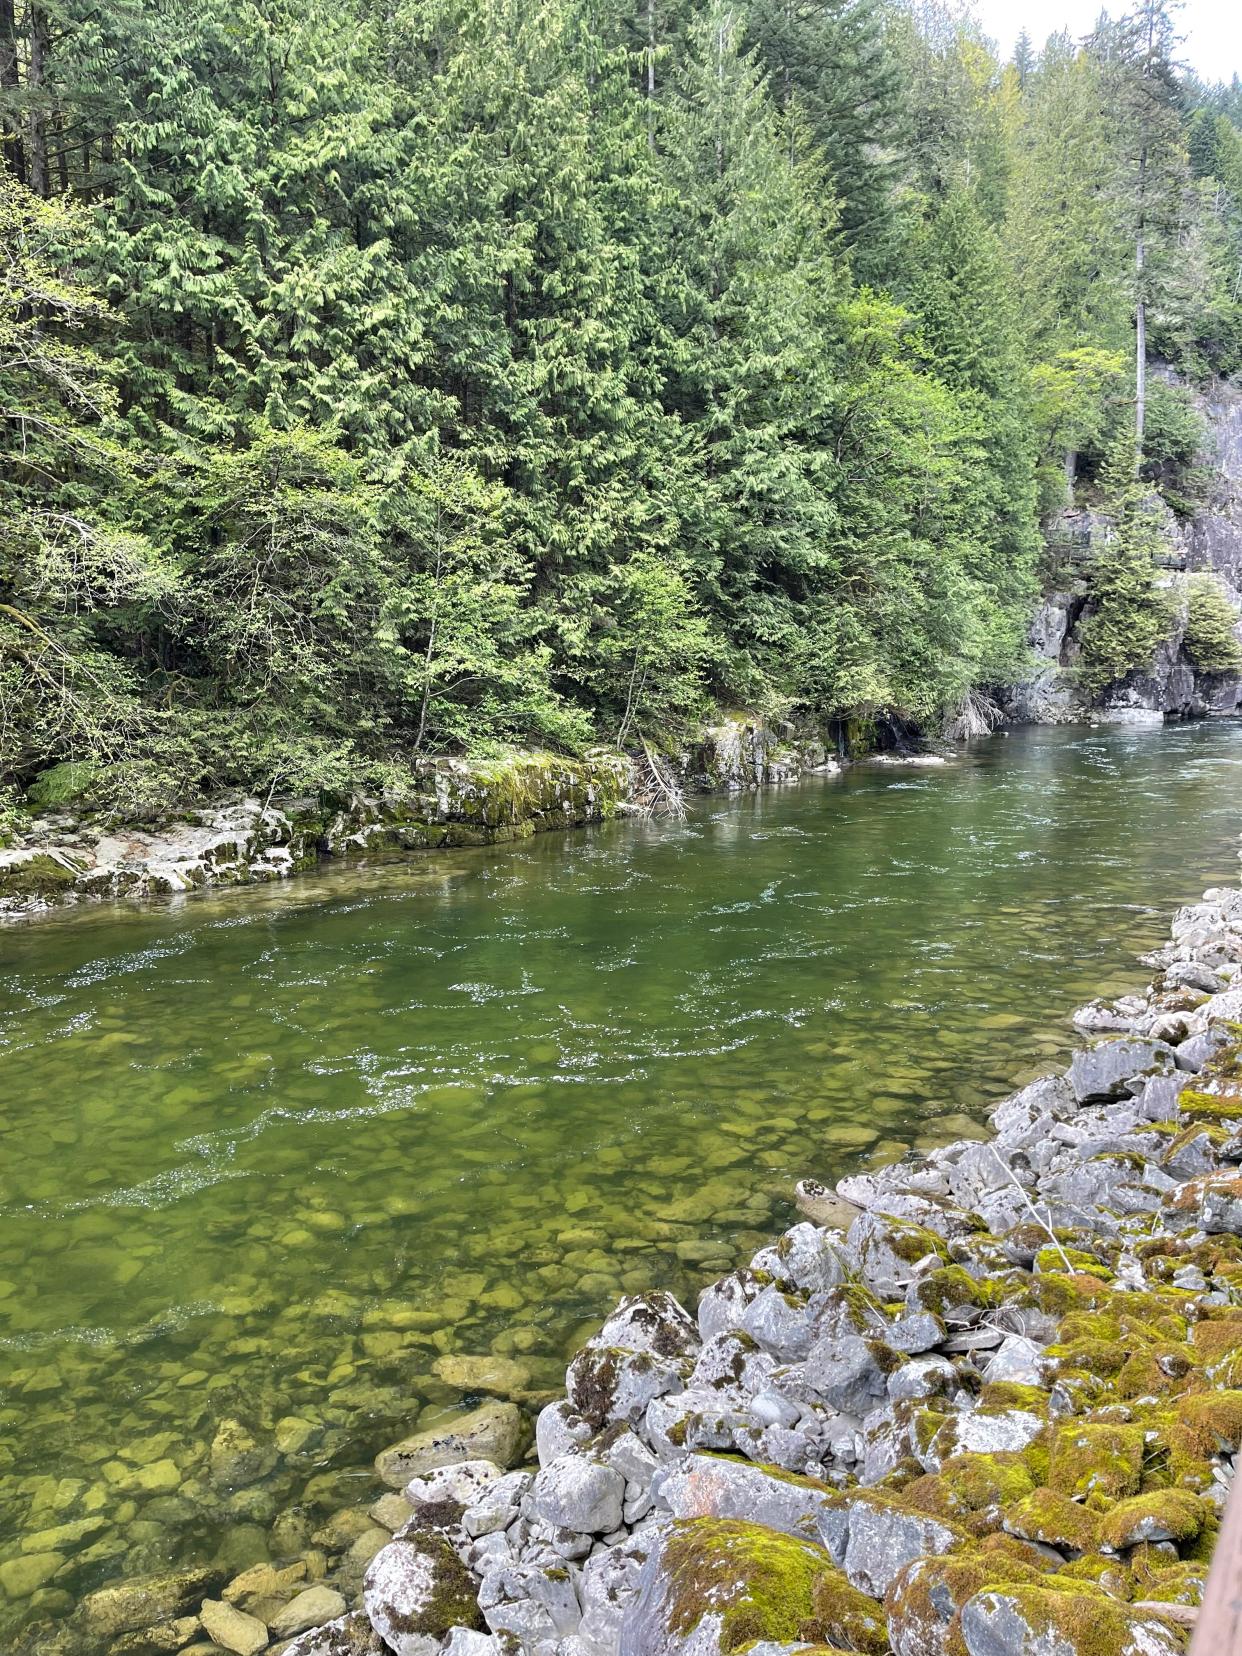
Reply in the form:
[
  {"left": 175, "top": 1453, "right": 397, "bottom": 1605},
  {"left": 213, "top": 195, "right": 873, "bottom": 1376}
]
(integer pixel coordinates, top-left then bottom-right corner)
[{"left": 1, "top": 722, "right": 1241, "bottom": 1634}]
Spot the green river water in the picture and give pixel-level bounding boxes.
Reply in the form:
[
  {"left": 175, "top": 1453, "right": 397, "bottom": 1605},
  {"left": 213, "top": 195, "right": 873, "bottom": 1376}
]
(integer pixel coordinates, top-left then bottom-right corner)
[{"left": 3, "top": 721, "right": 1242, "bottom": 1640}]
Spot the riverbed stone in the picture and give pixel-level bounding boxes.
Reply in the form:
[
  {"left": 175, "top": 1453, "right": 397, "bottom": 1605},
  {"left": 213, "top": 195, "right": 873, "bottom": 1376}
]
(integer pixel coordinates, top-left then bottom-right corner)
[
  {"left": 199, "top": 1598, "right": 269, "bottom": 1656},
  {"left": 81, "top": 1570, "right": 219, "bottom": 1638},
  {"left": 267, "top": 1586, "right": 347, "bottom": 1639},
  {"left": 209, "top": 1419, "right": 276, "bottom": 1490},
  {"left": 363, "top": 1533, "right": 482, "bottom": 1656},
  {"left": 374, "top": 1402, "right": 525, "bottom": 1486}
]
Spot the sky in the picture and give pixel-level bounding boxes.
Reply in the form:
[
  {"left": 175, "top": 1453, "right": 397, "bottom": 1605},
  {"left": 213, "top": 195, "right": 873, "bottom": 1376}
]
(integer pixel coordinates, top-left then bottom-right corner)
[{"left": 970, "top": 0, "right": 1242, "bottom": 83}]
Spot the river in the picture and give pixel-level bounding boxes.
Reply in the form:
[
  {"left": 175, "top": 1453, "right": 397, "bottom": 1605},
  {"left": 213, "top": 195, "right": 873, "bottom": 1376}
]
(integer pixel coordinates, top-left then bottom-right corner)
[{"left": 2, "top": 721, "right": 1242, "bottom": 1638}]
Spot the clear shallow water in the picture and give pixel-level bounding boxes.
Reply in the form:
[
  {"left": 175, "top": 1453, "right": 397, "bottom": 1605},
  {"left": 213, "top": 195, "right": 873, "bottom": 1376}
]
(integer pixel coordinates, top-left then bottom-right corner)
[{"left": 2, "top": 722, "right": 1242, "bottom": 1637}]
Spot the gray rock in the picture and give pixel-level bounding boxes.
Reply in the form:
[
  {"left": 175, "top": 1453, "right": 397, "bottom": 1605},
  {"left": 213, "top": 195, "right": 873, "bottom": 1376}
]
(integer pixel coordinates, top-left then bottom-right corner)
[
  {"left": 983, "top": 1336, "right": 1044, "bottom": 1387},
  {"left": 533, "top": 1456, "right": 626, "bottom": 1535},
  {"left": 404, "top": 1459, "right": 504, "bottom": 1524},
  {"left": 363, "top": 1535, "right": 481, "bottom": 1656},
  {"left": 886, "top": 1312, "right": 947, "bottom": 1354},
  {"left": 654, "top": 1454, "right": 835, "bottom": 1540},
  {"left": 689, "top": 1331, "right": 772, "bottom": 1394},
  {"left": 738, "top": 1285, "right": 821, "bottom": 1360},
  {"left": 463, "top": 1471, "right": 533, "bottom": 1539},
  {"left": 280, "top": 1613, "right": 388, "bottom": 1656},
  {"left": 477, "top": 1561, "right": 582, "bottom": 1643},
  {"left": 928, "top": 1410, "right": 1045, "bottom": 1467},
  {"left": 989, "top": 1076, "right": 1077, "bottom": 1148},
  {"left": 696, "top": 1271, "right": 765, "bottom": 1342},
  {"left": 1201, "top": 1176, "right": 1242, "bottom": 1234},
  {"left": 375, "top": 1402, "right": 525, "bottom": 1487},
  {"left": 845, "top": 1211, "right": 941, "bottom": 1299},
  {"left": 567, "top": 1344, "right": 687, "bottom": 1431},
  {"left": 887, "top": 1356, "right": 958, "bottom": 1402},
  {"left": 1177, "top": 1028, "right": 1231, "bottom": 1072},
  {"left": 643, "top": 1389, "right": 748, "bottom": 1459},
  {"left": 536, "top": 1402, "right": 594, "bottom": 1468},
  {"left": 818, "top": 1494, "right": 959, "bottom": 1599},
  {"left": 750, "top": 1225, "right": 847, "bottom": 1294},
  {"left": 443, "top": 1631, "right": 502, "bottom": 1656},
  {"left": 1166, "top": 960, "right": 1225, "bottom": 994},
  {"left": 578, "top": 1532, "right": 658, "bottom": 1656},
  {"left": 597, "top": 1293, "right": 699, "bottom": 1359},
  {"left": 1068, "top": 1038, "right": 1175, "bottom": 1103},
  {"left": 599, "top": 1428, "right": 659, "bottom": 1490},
  {"left": 803, "top": 1334, "right": 893, "bottom": 1416}
]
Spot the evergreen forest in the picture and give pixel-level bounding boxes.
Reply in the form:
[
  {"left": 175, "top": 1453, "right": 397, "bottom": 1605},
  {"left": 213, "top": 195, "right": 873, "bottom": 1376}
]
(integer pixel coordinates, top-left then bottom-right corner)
[{"left": 2, "top": 0, "right": 1241, "bottom": 814}]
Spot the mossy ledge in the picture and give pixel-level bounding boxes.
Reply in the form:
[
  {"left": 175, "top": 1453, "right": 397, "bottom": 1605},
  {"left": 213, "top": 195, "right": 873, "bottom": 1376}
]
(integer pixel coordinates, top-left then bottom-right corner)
[{"left": 0, "top": 714, "right": 869, "bottom": 920}]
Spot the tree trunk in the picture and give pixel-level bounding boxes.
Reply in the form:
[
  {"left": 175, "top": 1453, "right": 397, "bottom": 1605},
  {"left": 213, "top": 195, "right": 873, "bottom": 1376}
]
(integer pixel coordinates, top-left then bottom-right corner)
[
  {"left": 646, "top": 0, "right": 654, "bottom": 149},
  {"left": 1135, "top": 142, "right": 1148, "bottom": 468},
  {"left": 27, "top": 2, "right": 49, "bottom": 197},
  {"left": 0, "top": 0, "right": 25, "bottom": 183}
]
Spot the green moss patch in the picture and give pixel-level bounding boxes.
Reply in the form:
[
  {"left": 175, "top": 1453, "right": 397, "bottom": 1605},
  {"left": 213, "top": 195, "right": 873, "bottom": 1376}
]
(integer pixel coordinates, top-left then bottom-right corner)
[
  {"left": 659, "top": 1518, "right": 886, "bottom": 1655},
  {"left": 1099, "top": 1490, "right": 1208, "bottom": 1550},
  {"left": 1049, "top": 1422, "right": 1145, "bottom": 1506},
  {"left": 1004, "top": 1488, "right": 1100, "bottom": 1553}
]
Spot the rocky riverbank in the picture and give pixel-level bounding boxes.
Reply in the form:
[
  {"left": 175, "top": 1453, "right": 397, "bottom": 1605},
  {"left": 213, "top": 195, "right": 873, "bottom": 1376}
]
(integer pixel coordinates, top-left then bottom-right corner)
[
  {"left": 0, "top": 719, "right": 851, "bottom": 920},
  {"left": 32, "top": 856, "right": 1242, "bottom": 1654}
]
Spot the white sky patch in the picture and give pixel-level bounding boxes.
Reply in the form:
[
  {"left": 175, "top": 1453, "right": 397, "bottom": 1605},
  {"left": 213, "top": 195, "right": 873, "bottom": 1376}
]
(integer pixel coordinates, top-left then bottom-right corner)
[{"left": 968, "top": 0, "right": 1241, "bottom": 82}]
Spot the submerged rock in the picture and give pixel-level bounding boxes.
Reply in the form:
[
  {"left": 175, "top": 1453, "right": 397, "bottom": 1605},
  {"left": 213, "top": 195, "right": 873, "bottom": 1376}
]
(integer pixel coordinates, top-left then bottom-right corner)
[{"left": 374, "top": 1403, "right": 525, "bottom": 1487}]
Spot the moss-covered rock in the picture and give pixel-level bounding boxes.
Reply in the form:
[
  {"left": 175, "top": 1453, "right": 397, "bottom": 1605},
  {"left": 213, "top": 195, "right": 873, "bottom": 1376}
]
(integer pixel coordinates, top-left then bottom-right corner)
[
  {"left": 958, "top": 1583, "right": 1184, "bottom": 1656},
  {"left": 903, "top": 1451, "right": 1037, "bottom": 1536},
  {"left": 625, "top": 1518, "right": 886, "bottom": 1656},
  {"left": 1048, "top": 1422, "right": 1146, "bottom": 1506},
  {"left": 1099, "top": 1490, "right": 1208, "bottom": 1551},
  {"left": 1004, "top": 1487, "right": 1101, "bottom": 1553}
]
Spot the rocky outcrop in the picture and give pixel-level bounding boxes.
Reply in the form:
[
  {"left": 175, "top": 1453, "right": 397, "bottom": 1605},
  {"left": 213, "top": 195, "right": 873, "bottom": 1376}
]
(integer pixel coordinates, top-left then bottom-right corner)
[
  {"left": 680, "top": 717, "right": 840, "bottom": 791},
  {"left": 1007, "top": 372, "right": 1242, "bottom": 723},
  {"left": 0, "top": 751, "right": 633, "bottom": 918}
]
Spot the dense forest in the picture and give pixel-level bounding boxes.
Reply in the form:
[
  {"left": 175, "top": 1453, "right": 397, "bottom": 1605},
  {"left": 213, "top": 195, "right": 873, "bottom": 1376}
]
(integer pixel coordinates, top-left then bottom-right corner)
[{"left": 2, "top": 0, "right": 1242, "bottom": 816}]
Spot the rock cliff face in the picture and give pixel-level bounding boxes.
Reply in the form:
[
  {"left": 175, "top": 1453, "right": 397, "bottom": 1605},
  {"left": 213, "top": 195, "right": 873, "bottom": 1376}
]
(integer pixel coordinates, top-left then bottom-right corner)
[{"left": 1008, "top": 375, "right": 1242, "bottom": 723}]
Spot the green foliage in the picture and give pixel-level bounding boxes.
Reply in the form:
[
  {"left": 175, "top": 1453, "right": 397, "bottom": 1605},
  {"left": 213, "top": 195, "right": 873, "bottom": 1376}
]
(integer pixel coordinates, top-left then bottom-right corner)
[
  {"left": 0, "top": 0, "right": 1237, "bottom": 815},
  {"left": 1076, "top": 444, "right": 1178, "bottom": 696},
  {"left": 1182, "top": 574, "right": 1242, "bottom": 674}
]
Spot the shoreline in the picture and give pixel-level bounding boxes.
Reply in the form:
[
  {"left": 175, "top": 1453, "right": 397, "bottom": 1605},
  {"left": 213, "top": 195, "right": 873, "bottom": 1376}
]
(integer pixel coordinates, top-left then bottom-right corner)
[
  {"left": 0, "top": 719, "right": 854, "bottom": 924},
  {"left": 255, "top": 846, "right": 1242, "bottom": 1656}
]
